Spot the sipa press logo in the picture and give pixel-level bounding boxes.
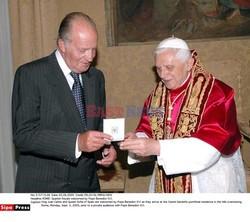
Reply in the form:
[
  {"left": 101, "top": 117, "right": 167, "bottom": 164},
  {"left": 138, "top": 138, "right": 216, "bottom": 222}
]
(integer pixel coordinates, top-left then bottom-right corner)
[{"left": 0, "top": 204, "right": 30, "bottom": 211}]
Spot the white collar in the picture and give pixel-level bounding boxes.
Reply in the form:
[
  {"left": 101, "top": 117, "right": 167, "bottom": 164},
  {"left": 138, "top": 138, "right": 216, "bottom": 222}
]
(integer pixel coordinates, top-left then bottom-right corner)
[{"left": 55, "top": 50, "right": 71, "bottom": 76}]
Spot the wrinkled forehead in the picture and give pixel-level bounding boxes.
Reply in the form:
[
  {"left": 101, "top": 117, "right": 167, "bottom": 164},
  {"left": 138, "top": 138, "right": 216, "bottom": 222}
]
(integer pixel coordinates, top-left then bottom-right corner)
[
  {"left": 155, "top": 48, "right": 190, "bottom": 69},
  {"left": 156, "top": 47, "right": 178, "bottom": 56},
  {"left": 155, "top": 48, "right": 178, "bottom": 61}
]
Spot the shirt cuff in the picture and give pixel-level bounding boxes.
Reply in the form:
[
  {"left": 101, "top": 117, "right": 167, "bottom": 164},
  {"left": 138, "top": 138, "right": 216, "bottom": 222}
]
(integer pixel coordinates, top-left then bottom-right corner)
[
  {"left": 135, "top": 132, "right": 148, "bottom": 138},
  {"left": 75, "top": 134, "right": 82, "bottom": 158}
]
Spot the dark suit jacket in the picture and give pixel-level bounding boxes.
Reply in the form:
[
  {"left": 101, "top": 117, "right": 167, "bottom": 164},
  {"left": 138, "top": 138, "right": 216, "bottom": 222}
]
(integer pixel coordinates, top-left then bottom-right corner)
[{"left": 12, "top": 52, "right": 106, "bottom": 193}]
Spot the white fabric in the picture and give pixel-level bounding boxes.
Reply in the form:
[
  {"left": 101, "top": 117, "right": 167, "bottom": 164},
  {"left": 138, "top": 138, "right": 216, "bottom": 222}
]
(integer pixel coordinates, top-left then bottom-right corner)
[
  {"left": 75, "top": 135, "right": 81, "bottom": 158},
  {"left": 55, "top": 50, "right": 81, "bottom": 158},
  {"left": 156, "top": 36, "right": 189, "bottom": 50},
  {"left": 129, "top": 133, "right": 247, "bottom": 193},
  {"left": 192, "top": 148, "right": 246, "bottom": 193},
  {"left": 158, "top": 138, "right": 220, "bottom": 175}
]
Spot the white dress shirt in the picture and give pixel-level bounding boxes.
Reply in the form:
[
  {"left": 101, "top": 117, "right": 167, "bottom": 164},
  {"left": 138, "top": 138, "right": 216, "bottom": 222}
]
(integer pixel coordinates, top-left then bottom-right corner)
[{"left": 55, "top": 50, "right": 82, "bottom": 158}]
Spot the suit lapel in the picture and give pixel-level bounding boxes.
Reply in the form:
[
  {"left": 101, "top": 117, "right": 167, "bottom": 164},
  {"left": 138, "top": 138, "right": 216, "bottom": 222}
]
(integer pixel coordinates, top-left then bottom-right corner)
[{"left": 46, "top": 52, "right": 85, "bottom": 132}]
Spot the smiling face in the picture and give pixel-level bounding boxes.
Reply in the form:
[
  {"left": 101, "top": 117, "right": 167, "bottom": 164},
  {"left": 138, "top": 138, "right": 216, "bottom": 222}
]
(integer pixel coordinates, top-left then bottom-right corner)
[
  {"left": 58, "top": 19, "right": 98, "bottom": 73},
  {"left": 155, "top": 49, "right": 194, "bottom": 90}
]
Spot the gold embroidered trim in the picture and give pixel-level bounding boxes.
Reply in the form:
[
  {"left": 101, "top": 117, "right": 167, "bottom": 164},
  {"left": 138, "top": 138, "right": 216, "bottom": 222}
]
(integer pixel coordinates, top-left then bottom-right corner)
[
  {"left": 149, "top": 81, "right": 166, "bottom": 193},
  {"left": 150, "top": 81, "right": 166, "bottom": 141}
]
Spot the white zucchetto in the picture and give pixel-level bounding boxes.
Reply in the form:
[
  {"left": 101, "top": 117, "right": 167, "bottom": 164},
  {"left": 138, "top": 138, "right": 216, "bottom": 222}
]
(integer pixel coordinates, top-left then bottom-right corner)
[{"left": 156, "top": 36, "right": 189, "bottom": 51}]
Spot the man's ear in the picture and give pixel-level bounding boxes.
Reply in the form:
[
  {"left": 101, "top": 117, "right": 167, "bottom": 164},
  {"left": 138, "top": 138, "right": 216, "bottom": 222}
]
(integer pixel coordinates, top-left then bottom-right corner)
[
  {"left": 58, "top": 39, "right": 66, "bottom": 53},
  {"left": 186, "top": 58, "right": 194, "bottom": 72}
]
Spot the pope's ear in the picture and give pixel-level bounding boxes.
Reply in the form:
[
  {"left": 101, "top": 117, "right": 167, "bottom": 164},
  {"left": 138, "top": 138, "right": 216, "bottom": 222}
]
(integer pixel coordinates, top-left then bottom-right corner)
[
  {"left": 58, "top": 39, "right": 66, "bottom": 53},
  {"left": 186, "top": 58, "right": 194, "bottom": 72}
]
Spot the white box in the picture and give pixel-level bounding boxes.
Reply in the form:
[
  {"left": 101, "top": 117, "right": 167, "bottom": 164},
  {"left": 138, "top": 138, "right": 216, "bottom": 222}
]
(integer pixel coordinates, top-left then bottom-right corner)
[{"left": 103, "top": 118, "right": 125, "bottom": 141}]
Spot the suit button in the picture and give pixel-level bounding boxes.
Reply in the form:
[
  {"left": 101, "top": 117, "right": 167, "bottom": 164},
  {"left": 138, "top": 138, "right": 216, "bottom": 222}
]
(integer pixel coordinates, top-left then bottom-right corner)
[{"left": 67, "top": 181, "right": 71, "bottom": 185}]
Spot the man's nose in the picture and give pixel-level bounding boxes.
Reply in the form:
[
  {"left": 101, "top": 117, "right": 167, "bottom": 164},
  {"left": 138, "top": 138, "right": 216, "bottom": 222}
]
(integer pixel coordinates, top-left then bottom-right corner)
[
  {"left": 85, "top": 49, "right": 95, "bottom": 62},
  {"left": 159, "top": 67, "right": 167, "bottom": 76}
]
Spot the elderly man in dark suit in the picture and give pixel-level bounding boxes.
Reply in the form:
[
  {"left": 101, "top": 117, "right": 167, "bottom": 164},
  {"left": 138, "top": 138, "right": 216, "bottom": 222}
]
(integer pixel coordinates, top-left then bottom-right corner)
[{"left": 12, "top": 12, "right": 117, "bottom": 193}]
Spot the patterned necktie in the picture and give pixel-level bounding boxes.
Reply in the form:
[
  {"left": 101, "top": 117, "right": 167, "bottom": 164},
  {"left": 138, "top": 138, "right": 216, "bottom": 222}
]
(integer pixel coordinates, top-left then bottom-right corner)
[{"left": 70, "top": 72, "right": 87, "bottom": 130}]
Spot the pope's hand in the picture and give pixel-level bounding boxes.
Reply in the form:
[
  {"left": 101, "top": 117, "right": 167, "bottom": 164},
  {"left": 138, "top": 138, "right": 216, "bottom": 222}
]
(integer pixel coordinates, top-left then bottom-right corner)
[{"left": 120, "top": 138, "right": 160, "bottom": 157}]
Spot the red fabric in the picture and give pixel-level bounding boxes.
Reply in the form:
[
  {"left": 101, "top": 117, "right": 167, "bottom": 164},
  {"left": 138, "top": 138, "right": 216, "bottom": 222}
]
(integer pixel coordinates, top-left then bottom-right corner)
[
  {"left": 135, "top": 78, "right": 241, "bottom": 156},
  {"left": 192, "top": 79, "right": 241, "bottom": 155},
  {"left": 233, "top": 0, "right": 250, "bottom": 8}
]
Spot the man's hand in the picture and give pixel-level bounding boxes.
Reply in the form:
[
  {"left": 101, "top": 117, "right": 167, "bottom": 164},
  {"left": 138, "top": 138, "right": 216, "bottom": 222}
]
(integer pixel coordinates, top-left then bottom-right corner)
[
  {"left": 124, "top": 132, "right": 137, "bottom": 141},
  {"left": 78, "top": 131, "right": 112, "bottom": 152},
  {"left": 120, "top": 138, "right": 160, "bottom": 157},
  {"left": 96, "top": 145, "right": 117, "bottom": 167}
]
